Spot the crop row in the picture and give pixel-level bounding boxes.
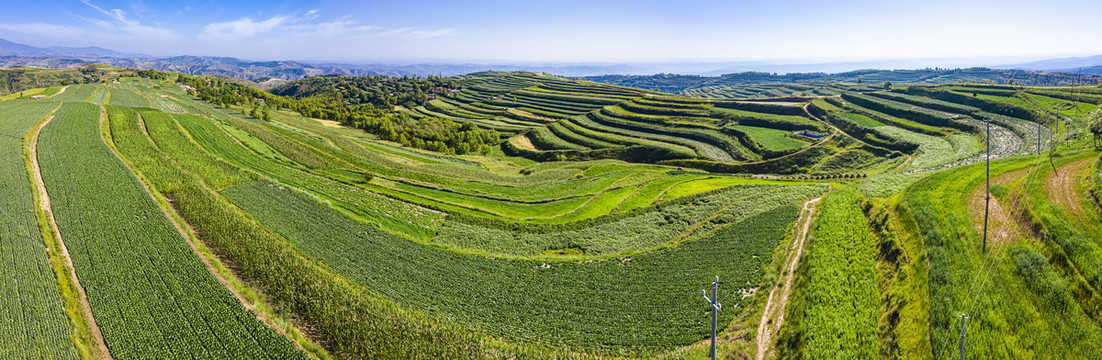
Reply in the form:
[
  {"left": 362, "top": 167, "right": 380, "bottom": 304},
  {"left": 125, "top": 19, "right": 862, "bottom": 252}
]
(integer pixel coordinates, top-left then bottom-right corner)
[
  {"left": 435, "top": 182, "right": 827, "bottom": 257},
  {"left": 46, "top": 84, "right": 97, "bottom": 103},
  {"left": 777, "top": 187, "right": 879, "bottom": 359},
  {"left": 0, "top": 101, "right": 79, "bottom": 360},
  {"left": 224, "top": 180, "right": 815, "bottom": 353},
  {"left": 107, "top": 87, "right": 151, "bottom": 108},
  {"left": 877, "top": 127, "right": 977, "bottom": 171},
  {"left": 39, "top": 102, "right": 305, "bottom": 359},
  {"left": 107, "top": 103, "right": 484, "bottom": 358},
  {"left": 589, "top": 111, "right": 742, "bottom": 161},
  {"left": 901, "top": 86, "right": 1038, "bottom": 121},
  {"left": 170, "top": 108, "right": 443, "bottom": 236},
  {"left": 823, "top": 96, "right": 947, "bottom": 136},
  {"left": 904, "top": 158, "right": 1102, "bottom": 358},
  {"left": 841, "top": 92, "right": 976, "bottom": 132}
]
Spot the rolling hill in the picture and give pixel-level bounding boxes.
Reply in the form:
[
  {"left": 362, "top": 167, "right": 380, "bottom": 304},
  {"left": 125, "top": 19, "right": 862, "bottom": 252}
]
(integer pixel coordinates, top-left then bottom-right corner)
[{"left": 0, "top": 64, "right": 1099, "bottom": 359}]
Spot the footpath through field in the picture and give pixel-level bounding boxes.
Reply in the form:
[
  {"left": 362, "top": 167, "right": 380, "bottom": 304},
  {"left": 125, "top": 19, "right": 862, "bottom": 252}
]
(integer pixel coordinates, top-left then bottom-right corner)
[
  {"left": 755, "top": 194, "right": 824, "bottom": 360},
  {"left": 27, "top": 114, "right": 112, "bottom": 359}
]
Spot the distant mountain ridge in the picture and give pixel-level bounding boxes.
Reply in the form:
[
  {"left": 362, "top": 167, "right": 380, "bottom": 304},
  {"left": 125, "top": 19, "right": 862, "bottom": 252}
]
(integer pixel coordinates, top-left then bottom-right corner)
[
  {"left": 585, "top": 68, "right": 1098, "bottom": 94},
  {"left": 3, "top": 38, "right": 1102, "bottom": 80},
  {"left": 0, "top": 38, "right": 137, "bottom": 58},
  {"left": 997, "top": 54, "right": 1102, "bottom": 75}
]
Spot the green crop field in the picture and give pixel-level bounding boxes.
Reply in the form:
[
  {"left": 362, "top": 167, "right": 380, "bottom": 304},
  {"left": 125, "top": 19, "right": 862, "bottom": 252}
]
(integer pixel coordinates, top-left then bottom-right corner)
[
  {"left": 37, "top": 102, "right": 305, "bottom": 359},
  {"left": 2, "top": 61, "right": 1102, "bottom": 360},
  {"left": 0, "top": 100, "right": 78, "bottom": 360},
  {"left": 222, "top": 180, "right": 815, "bottom": 353}
]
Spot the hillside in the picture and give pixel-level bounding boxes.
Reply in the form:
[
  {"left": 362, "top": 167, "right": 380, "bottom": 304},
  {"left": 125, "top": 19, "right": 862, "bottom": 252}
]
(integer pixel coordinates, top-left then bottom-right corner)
[
  {"left": 586, "top": 68, "right": 1099, "bottom": 94},
  {"left": 0, "top": 66, "right": 1100, "bottom": 359}
]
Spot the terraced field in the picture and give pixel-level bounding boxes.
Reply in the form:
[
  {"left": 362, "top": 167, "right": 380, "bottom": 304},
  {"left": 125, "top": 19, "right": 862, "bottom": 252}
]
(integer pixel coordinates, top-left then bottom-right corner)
[
  {"left": 37, "top": 102, "right": 305, "bottom": 359},
  {"left": 225, "top": 180, "right": 821, "bottom": 352},
  {"left": 394, "top": 73, "right": 870, "bottom": 170},
  {"left": 2, "top": 70, "right": 1100, "bottom": 360}
]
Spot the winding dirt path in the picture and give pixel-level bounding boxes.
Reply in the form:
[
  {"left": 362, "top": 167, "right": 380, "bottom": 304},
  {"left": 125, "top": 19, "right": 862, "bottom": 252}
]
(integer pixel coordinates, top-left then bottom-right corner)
[
  {"left": 893, "top": 154, "right": 914, "bottom": 171},
  {"left": 27, "top": 115, "right": 113, "bottom": 359},
  {"left": 1045, "top": 157, "right": 1095, "bottom": 221},
  {"left": 45, "top": 85, "right": 69, "bottom": 99},
  {"left": 755, "top": 194, "right": 824, "bottom": 360}
]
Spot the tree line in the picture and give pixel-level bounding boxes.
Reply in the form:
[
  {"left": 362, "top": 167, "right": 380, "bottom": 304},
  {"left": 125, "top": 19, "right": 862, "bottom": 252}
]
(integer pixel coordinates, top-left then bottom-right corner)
[{"left": 173, "top": 73, "right": 498, "bottom": 155}]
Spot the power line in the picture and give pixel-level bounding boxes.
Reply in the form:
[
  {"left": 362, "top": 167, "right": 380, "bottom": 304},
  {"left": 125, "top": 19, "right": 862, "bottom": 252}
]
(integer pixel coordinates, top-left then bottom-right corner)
[
  {"left": 983, "top": 116, "right": 990, "bottom": 253},
  {"left": 935, "top": 106, "right": 1049, "bottom": 358},
  {"left": 956, "top": 139, "right": 1049, "bottom": 353}
]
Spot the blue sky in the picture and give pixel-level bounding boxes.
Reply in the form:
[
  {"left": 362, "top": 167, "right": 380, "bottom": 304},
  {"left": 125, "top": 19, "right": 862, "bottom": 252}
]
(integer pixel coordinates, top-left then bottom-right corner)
[{"left": 2, "top": 0, "right": 1101, "bottom": 63}]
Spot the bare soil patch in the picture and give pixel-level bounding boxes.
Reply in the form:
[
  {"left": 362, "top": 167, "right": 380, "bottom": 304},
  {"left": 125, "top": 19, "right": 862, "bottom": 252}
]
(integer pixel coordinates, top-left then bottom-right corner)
[
  {"left": 1045, "top": 157, "right": 1095, "bottom": 221},
  {"left": 509, "top": 108, "right": 555, "bottom": 121},
  {"left": 966, "top": 167, "right": 1035, "bottom": 249},
  {"left": 511, "top": 134, "right": 540, "bottom": 151},
  {"left": 315, "top": 119, "right": 344, "bottom": 128}
]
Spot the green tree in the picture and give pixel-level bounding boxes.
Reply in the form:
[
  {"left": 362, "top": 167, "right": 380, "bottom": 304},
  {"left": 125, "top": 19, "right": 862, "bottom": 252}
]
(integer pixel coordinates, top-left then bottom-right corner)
[
  {"left": 1089, "top": 109, "right": 1102, "bottom": 149},
  {"left": 883, "top": 81, "right": 892, "bottom": 90}
]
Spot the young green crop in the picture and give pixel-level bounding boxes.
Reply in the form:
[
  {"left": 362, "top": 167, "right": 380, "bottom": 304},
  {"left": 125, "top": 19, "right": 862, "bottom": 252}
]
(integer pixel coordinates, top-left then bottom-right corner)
[
  {"left": 107, "top": 87, "right": 151, "bottom": 108},
  {"left": 436, "top": 183, "right": 825, "bottom": 257},
  {"left": 903, "top": 157, "right": 1102, "bottom": 359},
  {"left": 39, "top": 102, "right": 306, "bottom": 359},
  {"left": 46, "top": 84, "right": 98, "bottom": 103},
  {"left": 729, "top": 124, "right": 810, "bottom": 151},
  {"left": 0, "top": 101, "right": 79, "bottom": 360},
  {"left": 108, "top": 103, "right": 485, "bottom": 359},
  {"left": 224, "top": 180, "right": 814, "bottom": 354},
  {"left": 777, "top": 187, "right": 880, "bottom": 359}
]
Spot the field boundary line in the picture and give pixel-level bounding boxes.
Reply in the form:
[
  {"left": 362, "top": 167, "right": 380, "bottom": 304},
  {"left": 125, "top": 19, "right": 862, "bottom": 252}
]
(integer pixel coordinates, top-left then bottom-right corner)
[
  {"left": 99, "top": 107, "right": 329, "bottom": 359},
  {"left": 755, "top": 192, "right": 826, "bottom": 360},
  {"left": 25, "top": 111, "right": 114, "bottom": 360},
  {"left": 612, "top": 177, "right": 657, "bottom": 212},
  {"left": 45, "top": 85, "right": 69, "bottom": 99}
]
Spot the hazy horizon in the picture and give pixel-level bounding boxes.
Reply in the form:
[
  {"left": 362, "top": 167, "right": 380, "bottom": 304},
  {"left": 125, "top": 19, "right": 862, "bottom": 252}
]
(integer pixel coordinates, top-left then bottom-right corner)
[{"left": 1, "top": 0, "right": 1100, "bottom": 65}]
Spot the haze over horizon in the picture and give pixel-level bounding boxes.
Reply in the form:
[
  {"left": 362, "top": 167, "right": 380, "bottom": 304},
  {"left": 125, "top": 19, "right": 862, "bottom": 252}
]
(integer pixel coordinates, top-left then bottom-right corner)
[{"left": 2, "top": 0, "right": 1101, "bottom": 65}]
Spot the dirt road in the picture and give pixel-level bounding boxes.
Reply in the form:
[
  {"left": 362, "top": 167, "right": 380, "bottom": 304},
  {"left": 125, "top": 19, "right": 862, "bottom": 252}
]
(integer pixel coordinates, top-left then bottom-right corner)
[{"left": 755, "top": 195, "right": 823, "bottom": 360}]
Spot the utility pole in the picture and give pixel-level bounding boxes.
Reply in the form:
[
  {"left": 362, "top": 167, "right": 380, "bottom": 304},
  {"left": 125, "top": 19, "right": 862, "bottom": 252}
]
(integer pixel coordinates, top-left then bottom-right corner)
[
  {"left": 958, "top": 313, "right": 970, "bottom": 360},
  {"left": 983, "top": 116, "right": 990, "bottom": 253},
  {"left": 1050, "top": 110, "right": 1059, "bottom": 175},
  {"left": 1037, "top": 116, "right": 1042, "bottom": 155},
  {"left": 1077, "top": 68, "right": 1083, "bottom": 117},
  {"left": 702, "top": 276, "right": 721, "bottom": 360}
]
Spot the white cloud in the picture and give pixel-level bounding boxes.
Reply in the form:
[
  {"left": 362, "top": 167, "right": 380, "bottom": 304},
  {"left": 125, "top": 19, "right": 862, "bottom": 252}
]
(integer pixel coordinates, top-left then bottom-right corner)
[
  {"left": 373, "top": 27, "right": 456, "bottom": 38},
  {"left": 78, "top": 0, "right": 173, "bottom": 39},
  {"left": 407, "top": 27, "right": 456, "bottom": 38},
  {"left": 200, "top": 16, "right": 289, "bottom": 40},
  {"left": 0, "top": 23, "right": 86, "bottom": 38},
  {"left": 374, "top": 27, "right": 412, "bottom": 37},
  {"left": 291, "top": 18, "right": 374, "bottom": 37}
]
